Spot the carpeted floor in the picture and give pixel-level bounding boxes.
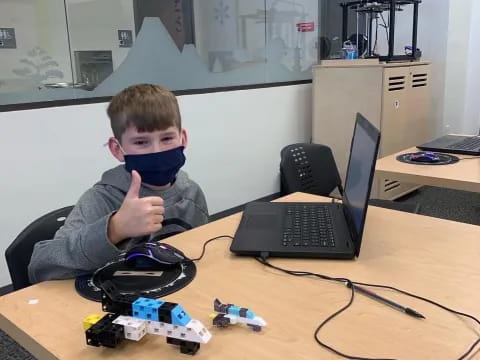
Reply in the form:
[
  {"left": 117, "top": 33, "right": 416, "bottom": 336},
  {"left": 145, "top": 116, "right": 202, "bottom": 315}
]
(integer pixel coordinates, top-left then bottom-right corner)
[
  {"left": 397, "top": 185, "right": 480, "bottom": 225},
  {"left": 1, "top": 186, "right": 479, "bottom": 359},
  {"left": 0, "top": 329, "right": 34, "bottom": 360}
]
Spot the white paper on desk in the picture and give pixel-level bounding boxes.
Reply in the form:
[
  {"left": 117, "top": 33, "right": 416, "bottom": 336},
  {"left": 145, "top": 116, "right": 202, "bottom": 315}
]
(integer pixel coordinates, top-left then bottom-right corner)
[{"left": 28, "top": 299, "right": 39, "bottom": 305}]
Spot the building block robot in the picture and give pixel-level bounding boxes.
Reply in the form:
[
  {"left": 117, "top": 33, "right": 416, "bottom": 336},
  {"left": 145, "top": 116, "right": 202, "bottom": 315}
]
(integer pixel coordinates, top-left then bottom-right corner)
[
  {"left": 211, "top": 298, "right": 266, "bottom": 331},
  {"left": 82, "top": 280, "right": 211, "bottom": 355}
]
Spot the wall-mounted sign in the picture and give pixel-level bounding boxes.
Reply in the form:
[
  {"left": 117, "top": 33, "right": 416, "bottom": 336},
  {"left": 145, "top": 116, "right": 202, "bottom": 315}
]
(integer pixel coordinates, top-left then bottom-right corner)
[
  {"left": 0, "top": 28, "right": 16, "bottom": 49},
  {"left": 118, "top": 30, "right": 133, "bottom": 48},
  {"left": 296, "top": 22, "right": 315, "bottom": 32}
]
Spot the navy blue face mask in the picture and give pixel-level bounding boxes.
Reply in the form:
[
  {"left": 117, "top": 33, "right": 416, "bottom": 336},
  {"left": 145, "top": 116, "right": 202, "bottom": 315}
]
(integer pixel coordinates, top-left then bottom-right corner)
[{"left": 124, "top": 146, "right": 186, "bottom": 187}]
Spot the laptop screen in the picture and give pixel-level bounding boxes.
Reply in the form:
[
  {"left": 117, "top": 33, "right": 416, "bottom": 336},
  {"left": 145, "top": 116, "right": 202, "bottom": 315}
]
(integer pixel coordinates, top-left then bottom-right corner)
[{"left": 342, "top": 113, "right": 381, "bottom": 256}]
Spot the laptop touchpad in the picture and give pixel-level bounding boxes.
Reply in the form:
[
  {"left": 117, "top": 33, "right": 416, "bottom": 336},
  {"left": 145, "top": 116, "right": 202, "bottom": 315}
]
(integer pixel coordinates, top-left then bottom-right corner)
[{"left": 246, "top": 214, "right": 278, "bottom": 228}]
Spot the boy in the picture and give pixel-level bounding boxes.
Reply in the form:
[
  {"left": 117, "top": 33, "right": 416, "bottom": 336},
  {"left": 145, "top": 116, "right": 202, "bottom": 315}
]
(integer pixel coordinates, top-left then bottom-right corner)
[{"left": 28, "top": 84, "right": 208, "bottom": 283}]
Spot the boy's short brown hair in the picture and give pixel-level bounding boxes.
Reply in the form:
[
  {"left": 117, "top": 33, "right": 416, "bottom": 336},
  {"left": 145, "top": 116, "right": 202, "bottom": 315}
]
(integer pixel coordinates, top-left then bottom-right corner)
[{"left": 107, "top": 84, "right": 182, "bottom": 141}]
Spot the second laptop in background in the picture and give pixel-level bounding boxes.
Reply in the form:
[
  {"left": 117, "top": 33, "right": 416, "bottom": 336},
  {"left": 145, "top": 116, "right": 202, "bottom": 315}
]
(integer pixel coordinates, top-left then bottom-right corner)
[{"left": 417, "top": 134, "right": 480, "bottom": 156}]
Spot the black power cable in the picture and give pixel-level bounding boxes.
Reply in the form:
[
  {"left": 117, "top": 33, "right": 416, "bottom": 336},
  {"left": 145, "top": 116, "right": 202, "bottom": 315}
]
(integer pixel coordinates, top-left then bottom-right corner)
[
  {"left": 188, "top": 235, "right": 480, "bottom": 359},
  {"left": 255, "top": 256, "right": 480, "bottom": 360},
  {"left": 255, "top": 257, "right": 395, "bottom": 360},
  {"left": 188, "top": 235, "right": 234, "bottom": 261}
]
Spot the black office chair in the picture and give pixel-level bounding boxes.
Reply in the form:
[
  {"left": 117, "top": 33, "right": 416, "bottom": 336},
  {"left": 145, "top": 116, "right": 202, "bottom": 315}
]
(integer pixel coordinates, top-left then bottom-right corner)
[
  {"left": 280, "top": 143, "right": 420, "bottom": 213},
  {"left": 5, "top": 205, "right": 74, "bottom": 291}
]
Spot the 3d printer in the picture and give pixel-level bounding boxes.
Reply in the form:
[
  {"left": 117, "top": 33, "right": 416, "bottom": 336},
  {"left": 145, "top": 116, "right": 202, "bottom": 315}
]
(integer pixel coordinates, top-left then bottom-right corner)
[{"left": 340, "top": 0, "right": 422, "bottom": 62}]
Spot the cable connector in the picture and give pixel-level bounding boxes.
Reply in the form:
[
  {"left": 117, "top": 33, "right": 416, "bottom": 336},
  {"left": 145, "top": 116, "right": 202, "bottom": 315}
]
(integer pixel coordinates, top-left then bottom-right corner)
[{"left": 260, "top": 251, "right": 269, "bottom": 262}]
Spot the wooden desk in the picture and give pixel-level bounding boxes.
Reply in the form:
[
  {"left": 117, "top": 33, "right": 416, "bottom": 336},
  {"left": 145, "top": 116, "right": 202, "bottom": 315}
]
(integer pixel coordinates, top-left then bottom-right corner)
[
  {"left": 1, "top": 193, "right": 480, "bottom": 360},
  {"left": 376, "top": 147, "right": 480, "bottom": 193}
]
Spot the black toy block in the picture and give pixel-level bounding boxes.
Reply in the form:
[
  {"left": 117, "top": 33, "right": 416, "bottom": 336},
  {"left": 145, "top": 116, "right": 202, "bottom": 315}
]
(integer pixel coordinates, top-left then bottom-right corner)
[
  {"left": 158, "top": 302, "right": 177, "bottom": 323},
  {"left": 167, "top": 337, "right": 201, "bottom": 355},
  {"left": 102, "top": 292, "right": 136, "bottom": 316},
  {"left": 86, "top": 313, "right": 123, "bottom": 348}
]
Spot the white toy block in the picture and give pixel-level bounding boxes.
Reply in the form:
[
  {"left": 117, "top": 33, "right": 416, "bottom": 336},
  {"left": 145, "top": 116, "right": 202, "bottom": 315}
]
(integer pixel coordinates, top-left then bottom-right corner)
[
  {"left": 146, "top": 320, "right": 173, "bottom": 336},
  {"left": 224, "top": 314, "right": 267, "bottom": 327},
  {"left": 182, "top": 320, "right": 212, "bottom": 343},
  {"left": 124, "top": 327, "right": 147, "bottom": 341},
  {"left": 113, "top": 315, "right": 148, "bottom": 341},
  {"left": 113, "top": 316, "right": 147, "bottom": 331},
  {"left": 145, "top": 319, "right": 211, "bottom": 344}
]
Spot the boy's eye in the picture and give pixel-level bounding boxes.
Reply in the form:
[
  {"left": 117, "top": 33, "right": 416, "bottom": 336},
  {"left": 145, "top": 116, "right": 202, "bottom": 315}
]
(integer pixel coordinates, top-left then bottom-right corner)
[
  {"left": 134, "top": 140, "right": 149, "bottom": 146},
  {"left": 162, "top": 137, "right": 174, "bottom": 142}
]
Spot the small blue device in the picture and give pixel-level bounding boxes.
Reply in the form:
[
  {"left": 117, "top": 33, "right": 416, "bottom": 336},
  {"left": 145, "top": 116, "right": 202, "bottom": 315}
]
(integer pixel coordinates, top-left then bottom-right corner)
[{"left": 408, "top": 151, "right": 441, "bottom": 163}]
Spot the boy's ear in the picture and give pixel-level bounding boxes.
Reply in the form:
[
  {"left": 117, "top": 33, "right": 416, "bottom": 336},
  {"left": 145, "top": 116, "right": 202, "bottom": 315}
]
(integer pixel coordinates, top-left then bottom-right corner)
[
  {"left": 108, "top": 137, "right": 125, "bottom": 162},
  {"left": 181, "top": 128, "right": 188, "bottom": 148}
]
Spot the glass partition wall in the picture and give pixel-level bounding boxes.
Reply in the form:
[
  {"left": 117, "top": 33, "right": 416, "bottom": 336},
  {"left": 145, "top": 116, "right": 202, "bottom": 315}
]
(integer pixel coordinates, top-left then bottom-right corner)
[{"left": 0, "top": 0, "right": 319, "bottom": 107}]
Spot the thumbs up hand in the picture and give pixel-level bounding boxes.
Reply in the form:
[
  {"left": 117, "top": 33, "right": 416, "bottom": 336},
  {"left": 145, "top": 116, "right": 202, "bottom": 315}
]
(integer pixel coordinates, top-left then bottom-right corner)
[
  {"left": 108, "top": 170, "right": 164, "bottom": 244},
  {"left": 125, "top": 168, "right": 143, "bottom": 200}
]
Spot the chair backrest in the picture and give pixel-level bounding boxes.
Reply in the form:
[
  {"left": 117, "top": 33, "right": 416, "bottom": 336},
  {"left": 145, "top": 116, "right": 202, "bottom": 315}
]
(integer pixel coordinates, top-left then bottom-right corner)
[
  {"left": 5, "top": 205, "right": 74, "bottom": 290},
  {"left": 280, "top": 143, "right": 343, "bottom": 196}
]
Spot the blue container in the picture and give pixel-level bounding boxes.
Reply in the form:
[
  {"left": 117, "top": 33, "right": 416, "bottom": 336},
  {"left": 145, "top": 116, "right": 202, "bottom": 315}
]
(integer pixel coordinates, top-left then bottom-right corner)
[{"left": 342, "top": 41, "right": 358, "bottom": 59}]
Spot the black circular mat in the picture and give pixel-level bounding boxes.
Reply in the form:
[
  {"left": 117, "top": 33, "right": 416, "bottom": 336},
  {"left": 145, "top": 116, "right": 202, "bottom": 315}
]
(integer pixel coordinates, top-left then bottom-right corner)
[
  {"left": 75, "top": 256, "right": 196, "bottom": 302},
  {"left": 396, "top": 152, "right": 460, "bottom": 165}
]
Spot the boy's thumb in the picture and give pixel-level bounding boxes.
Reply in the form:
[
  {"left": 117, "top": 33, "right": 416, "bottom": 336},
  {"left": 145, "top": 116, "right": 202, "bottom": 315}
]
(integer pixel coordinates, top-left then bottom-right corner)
[{"left": 126, "top": 170, "right": 141, "bottom": 199}]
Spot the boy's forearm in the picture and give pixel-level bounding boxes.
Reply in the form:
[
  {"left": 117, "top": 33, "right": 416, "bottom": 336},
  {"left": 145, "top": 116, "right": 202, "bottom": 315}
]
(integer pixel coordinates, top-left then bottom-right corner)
[
  {"left": 107, "top": 212, "right": 124, "bottom": 245},
  {"left": 28, "top": 214, "right": 121, "bottom": 283}
]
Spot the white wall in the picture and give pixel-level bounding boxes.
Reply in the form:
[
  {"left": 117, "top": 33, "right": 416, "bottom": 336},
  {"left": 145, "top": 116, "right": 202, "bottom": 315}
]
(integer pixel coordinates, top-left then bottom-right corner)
[
  {"left": 0, "top": 84, "right": 312, "bottom": 287},
  {"left": 373, "top": 0, "right": 480, "bottom": 135},
  {"left": 462, "top": 0, "right": 480, "bottom": 134},
  {"left": 442, "top": 0, "right": 474, "bottom": 134},
  {"left": 416, "top": 0, "right": 450, "bottom": 136}
]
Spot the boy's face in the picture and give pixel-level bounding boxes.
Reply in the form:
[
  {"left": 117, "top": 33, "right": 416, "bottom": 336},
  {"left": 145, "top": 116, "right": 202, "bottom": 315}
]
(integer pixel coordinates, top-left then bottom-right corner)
[{"left": 109, "top": 125, "right": 187, "bottom": 162}]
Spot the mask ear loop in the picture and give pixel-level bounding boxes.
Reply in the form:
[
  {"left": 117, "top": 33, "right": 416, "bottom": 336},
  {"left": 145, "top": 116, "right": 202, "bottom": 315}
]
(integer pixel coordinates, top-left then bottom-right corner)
[{"left": 103, "top": 139, "right": 126, "bottom": 155}]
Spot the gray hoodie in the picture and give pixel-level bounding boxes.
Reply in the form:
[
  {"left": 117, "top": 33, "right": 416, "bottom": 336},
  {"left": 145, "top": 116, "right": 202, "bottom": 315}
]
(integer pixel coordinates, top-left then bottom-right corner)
[{"left": 28, "top": 165, "right": 208, "bottom": 283}]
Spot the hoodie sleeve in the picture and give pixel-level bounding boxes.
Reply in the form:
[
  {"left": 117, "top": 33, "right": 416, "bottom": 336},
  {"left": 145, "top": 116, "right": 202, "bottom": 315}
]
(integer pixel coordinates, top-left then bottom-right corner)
[
  {"left": 192, "top": 186, "right": 209, "bottom": 226},
  {"left": 28, "top": 188, "right": 122, "bottom": 283}
]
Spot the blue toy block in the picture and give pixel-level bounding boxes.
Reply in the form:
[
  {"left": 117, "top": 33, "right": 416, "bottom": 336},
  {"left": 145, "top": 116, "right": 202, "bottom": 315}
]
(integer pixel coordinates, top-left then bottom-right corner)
[
  {"left": 132, "top": 297, "right": 164, "bottom": 322},
  {"left": 227, "top": 305, "right": 255, "bottom": 319},
  {"left": 244, "top": 310, "right": 255, "bottom": 319},
  {"left": 228, "top": 305, "right": 241, "bottom": 316},
  {"left": 170, "top": 305, "right": 192, "bottom": 326}
]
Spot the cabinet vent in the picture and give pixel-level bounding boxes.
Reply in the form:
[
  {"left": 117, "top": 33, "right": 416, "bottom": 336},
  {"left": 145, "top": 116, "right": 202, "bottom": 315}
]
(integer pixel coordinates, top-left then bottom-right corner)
[
  {"left": 412, "top": 73, "right": 428, "bottom": 88},
  {"left": 383, "top": 179, "right": 401, "bottom": 192},
  {"left": 388, "top": 76, "right": 406, "bottom": 91}
]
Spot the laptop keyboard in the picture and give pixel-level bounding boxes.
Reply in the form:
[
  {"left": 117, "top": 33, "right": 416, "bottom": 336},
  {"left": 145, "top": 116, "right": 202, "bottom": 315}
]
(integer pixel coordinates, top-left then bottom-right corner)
[
  {"left": 446, "top": 137, "right": 480, "bottom": 151},
  {"left": 282, "top": 204, "right": 335, "bottom": 247}
]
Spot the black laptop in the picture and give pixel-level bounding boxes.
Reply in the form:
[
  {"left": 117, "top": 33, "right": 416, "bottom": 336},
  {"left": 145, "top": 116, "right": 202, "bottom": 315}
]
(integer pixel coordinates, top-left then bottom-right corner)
[
  {"left": 417, "top": 135, "right": 480, "bottom": 155},
  {"left": 230, "top": 113, "right": 381, "bottom": 259}
]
